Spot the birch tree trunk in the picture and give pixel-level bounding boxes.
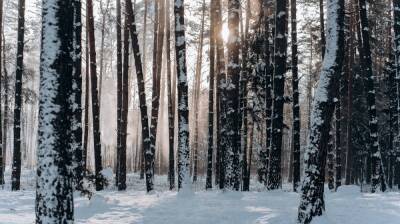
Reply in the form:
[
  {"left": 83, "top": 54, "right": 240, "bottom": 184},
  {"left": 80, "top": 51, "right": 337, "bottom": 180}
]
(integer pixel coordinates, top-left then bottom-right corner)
[{"left": 297, "top": 0, "right": 345, "bottom": 222}]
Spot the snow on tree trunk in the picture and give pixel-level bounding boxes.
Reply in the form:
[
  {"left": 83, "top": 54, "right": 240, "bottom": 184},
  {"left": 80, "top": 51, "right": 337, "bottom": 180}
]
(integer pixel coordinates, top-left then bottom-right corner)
[
  {"left": 126, "top": 0, "right": 153, "bottom": 192},
  {"left": 70, "top": 0, "right": 83, "bottom": 189},
  {"left": 115, "top": 0, "right": 123, "bottom": 189},
  {"left": 215, "top": 0, "right": 225, "bottom": 187},
  {"left": 166, "top": 0, "right": 175, "bottom": 191},
  {"left": 290, "top": 0, "right": 301, "bottom": 192},
  {"left": 268, "top": 0, "right": 288, "bottom": 190},
  {"left": 11, "top": 0, "right": 26, "bottom": 191},
  {"left": 83, "top": 23, "right": 90, "bottom": 172},
  {"left": 393, "top": 0, "right": 400, "bottom": 189},
  {"left": 87, "top": 0, "right": 104, "bottom": 191},
  {"left": 36, "top": 0, "right": 78, "bottom": 221},
  {"left": 358, "top": 0, "right": 385, "bottom": 193},
  {"left": 0, "top": 0, "right": 3, "bottom": 186},
  {"left": 174, "top": 0, "right": 190, "bottom": 190},
  {"left": 297, "top": 0, "right": 345, "bottom": 222}
]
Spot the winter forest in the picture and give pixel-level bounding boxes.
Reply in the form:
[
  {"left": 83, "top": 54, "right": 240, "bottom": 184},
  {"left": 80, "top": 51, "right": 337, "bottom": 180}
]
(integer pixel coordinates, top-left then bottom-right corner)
[{"left": 0, "top": 0, "right": 400, "bottom": 223}]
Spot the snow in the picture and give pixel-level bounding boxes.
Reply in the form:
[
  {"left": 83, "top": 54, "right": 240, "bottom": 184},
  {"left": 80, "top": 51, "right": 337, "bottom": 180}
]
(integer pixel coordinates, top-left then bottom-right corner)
[{"left": 1, "top": 169, "right": 400, "bottom": 224}]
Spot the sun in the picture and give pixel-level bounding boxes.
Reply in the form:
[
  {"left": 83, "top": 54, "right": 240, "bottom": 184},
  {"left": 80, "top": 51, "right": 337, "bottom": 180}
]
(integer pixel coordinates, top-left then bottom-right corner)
[{"left": 221, "top": 23, "right": 229, "bottom": 43}]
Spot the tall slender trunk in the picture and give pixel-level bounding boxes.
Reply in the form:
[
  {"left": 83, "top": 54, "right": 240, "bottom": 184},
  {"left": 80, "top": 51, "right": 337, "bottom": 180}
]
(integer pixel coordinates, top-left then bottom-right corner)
[
  {"left": 87, "top": 0, "right": 104, "bottom": 191},
  {"left": 166, "top": 0, "right": 175, "bottom": 190},
  {"left": 71, "top": 0, "right": 83, "bottom": 188},
  {"left": 192, "top": 0, "right": 206, "bottom": 183},
  {"left": 215, "top": 0, "right": 225, "bottom": 188},
  {"left": 291, "top": 0, "right": 300, "bottom": 192},
  {"left": 149, "top": 0, "right": 165, "bottom": 179},
  {"left": 174, "top": 0, "right": 190, "bottom": 190},
  {"left": 116, "top": 0, "right": 123, "bottom": 188},
  {"left": 392, "top": 0, "right": 400, "bottom": 189},
  {"left": 206, "top": 0, "right": 217, "bottom": 190},
  {"left": 2, "top": 35, "right": 8, "bottom": 178},
  {"left": 358, "top": 0, "right": 385, "bottom": 193},
  {"left": 268, "top": 0, "right": 288, "bottom": 190},
  {"left": 0, "top": 0, "right": 3, "bottom": 186},
  {"left": 36, "top": 0, "right": 79, "bottom": 221},
  {"left": 140, "top": 0, "right": 148, "bottom": 180},
  {"left": 11, "top": 0, "right": 25, "bottom": 191},
  {"left": 126, "top": 0, "right": 153, "bottom": 192},
  {"left": 83, "top": 26, "right": 89, "bottom": 171},
  {"left": 262, "top": 0, "right": 272, "bottom": 186},
  {"left": 320, "top": 0, "right": 326, "bottom": 58},
  {"left": 223, "top": 0, "right": 241, "bottom": 191},
  {"left": 298, "top": 0, "right": 345, "bottom": 222},
  {"left": 99, "top": 0, "right": 110, "bottom": 106}
]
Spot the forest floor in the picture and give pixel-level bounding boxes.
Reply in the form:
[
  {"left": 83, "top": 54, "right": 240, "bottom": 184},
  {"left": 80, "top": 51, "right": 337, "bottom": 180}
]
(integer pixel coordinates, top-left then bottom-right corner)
[{"left": 0, "top": 168, "right": 400, "bottom": 224}]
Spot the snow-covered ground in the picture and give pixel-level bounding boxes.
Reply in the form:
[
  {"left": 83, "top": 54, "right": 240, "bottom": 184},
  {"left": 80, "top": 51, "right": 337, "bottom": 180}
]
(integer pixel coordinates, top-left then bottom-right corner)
[{"left": 1, "top": 169, "right": 400, "bottom": 224}]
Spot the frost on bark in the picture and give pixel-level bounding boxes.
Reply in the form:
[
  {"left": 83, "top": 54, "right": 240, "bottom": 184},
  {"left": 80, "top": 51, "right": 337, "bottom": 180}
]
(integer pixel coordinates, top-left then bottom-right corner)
[
  {"left": 12, "top": 0, "right": 26, "bottom": 191},
  {"left": 222, "top": 0, "right": 241, "bottom": 191},
  {"left": 291, "top": 0, "right": 301, "bottom": 192},
  {"left": 0, "top": 0, "right": 3, "bottom": 186},
  {"left": 392, "top": 0, "right": 400, "bottom": 189},
  {"left": 174, "top": 0, "right": 190, "bottom": 190},
  {"left": 268, "top": 0, "right": 288, "bottom": 190},
  {"left": 126, "top": 0, "right": 153, "bottom": 192},
  {"left": 297, "top": 0, "right": 345, "bottom": 223},
  {"left": 358, "top": 0, "right": 384, "bottom": 193},
  {"left": 166, "top": 0, "right": 175, "bottom": 191},
  {"left": 71, "top": 0, "right": 83, "bottom": 189},
  {"left": 36, "top": 0, "right": 78, "bottom": 222},
  {"left": 87, "top": 0, "right": 104, "bottom": 191},
  {"left": 116, "top": 0, "right": 130, "bottom": 191}
]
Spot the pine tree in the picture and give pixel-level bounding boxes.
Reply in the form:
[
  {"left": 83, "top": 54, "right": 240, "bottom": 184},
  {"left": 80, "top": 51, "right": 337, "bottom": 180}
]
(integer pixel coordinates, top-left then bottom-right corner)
[
  {"left": 11, "top": 0, "right": 26, "bottom": 191},
  {"left": 174, "top": 0, "right": 190, "bottom": 190},
  {"left": 215, "top": 0, "right": 225, "bottom": 187},
  {"left": 291, "top": 0, "right": 301, "bottom": 192},
  {"left": 358, "top": 0, "right": 385, "bottom": 193},
  {"left": 206, "top": 0, "right": 217, "bottom": 190},
  {"left": 392, "top": 0, "right": 400, "bottom": 189},
  {"left": 126, "top": 0, "right": 153, "bottom": 192},
  {"left": 165, "top": 0, "right": 175, "bottom": 190},
  {"left": 297, "top": 0, "right": 345, "bottom": 222},
  {"left": 35, "top": 0, "right": 79, "bottom": 221},
  {"left": 87, "top": 0, "right": 104, "bottom": 191},
  {"left": 0, "top": 0, "right": 3, "bottom": 186},
  {"left": 223, "top": 0, "right": 241, "bottom": 191},
  {"left": 83, "top": 22, "right": 90, "bottom": 172},
  {"left": 268, "top": 0, "right": 288, "bottom": 190},
  {"left": 71, "top": 0, "right": 83, "bottom": 188},
  {"left": 115, "top": 0, "right": 124, "bottom": 190}
]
